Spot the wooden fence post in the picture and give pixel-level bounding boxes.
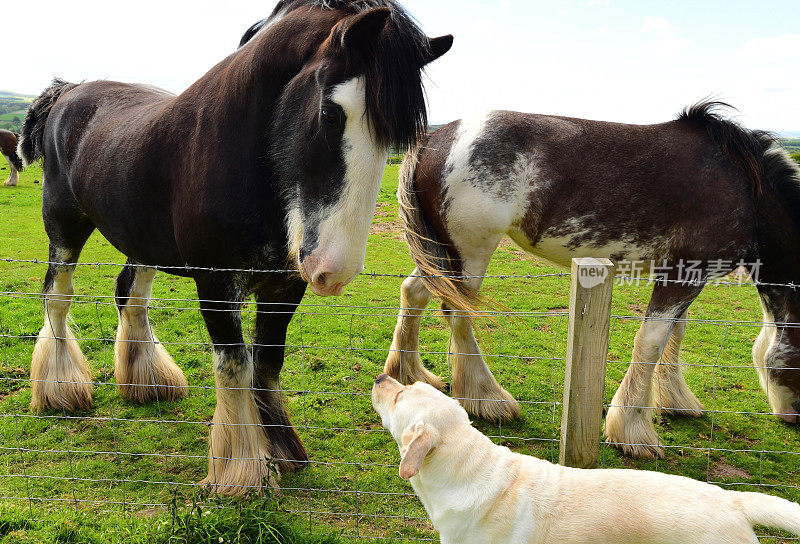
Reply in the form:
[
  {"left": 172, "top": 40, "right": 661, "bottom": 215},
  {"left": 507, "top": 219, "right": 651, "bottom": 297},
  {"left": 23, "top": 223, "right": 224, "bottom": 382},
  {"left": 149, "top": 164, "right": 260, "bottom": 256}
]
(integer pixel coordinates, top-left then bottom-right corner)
[{"left": 559, "top": 257, "right": 615, "bottom": 469}]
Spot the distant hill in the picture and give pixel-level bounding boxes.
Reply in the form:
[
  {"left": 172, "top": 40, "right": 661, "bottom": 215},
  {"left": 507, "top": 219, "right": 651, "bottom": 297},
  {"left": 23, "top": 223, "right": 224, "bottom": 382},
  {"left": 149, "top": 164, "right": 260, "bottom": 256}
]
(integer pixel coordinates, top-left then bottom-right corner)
[
  {"left": 0, "top": 91, "right": 35, "bottom": 133},
  {"left": 782, "top": 138, "right": 800, "bottom": 155}
]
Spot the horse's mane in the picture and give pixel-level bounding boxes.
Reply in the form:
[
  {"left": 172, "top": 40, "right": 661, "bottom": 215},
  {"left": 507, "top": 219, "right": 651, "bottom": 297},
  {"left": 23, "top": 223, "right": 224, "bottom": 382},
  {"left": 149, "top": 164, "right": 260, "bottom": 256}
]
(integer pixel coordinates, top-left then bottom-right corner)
[
  {"left": 240, "top": 0, "right": 431, "bottom": 148},
  {"left": 678, "top": 100, "right": 800, "bottom": 238},
  {"left": 677, "top": 101, "right": 768, "bottom": 195}
]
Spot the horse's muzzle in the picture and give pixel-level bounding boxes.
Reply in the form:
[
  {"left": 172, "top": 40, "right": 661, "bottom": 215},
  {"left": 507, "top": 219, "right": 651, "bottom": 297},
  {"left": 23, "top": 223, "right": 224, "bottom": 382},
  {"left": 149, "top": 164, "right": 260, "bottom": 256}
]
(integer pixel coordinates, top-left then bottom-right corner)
[{"left": 299, "top": 255, "right": 353, "bottom": 297}]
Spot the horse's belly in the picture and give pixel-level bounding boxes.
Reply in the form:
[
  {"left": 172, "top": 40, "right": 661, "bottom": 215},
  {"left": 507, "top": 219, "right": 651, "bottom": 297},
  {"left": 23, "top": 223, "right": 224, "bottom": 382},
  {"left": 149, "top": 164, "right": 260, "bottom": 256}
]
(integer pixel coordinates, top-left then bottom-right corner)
[{"left": 508, "top": 227, "right": 654, "bottom": 269}]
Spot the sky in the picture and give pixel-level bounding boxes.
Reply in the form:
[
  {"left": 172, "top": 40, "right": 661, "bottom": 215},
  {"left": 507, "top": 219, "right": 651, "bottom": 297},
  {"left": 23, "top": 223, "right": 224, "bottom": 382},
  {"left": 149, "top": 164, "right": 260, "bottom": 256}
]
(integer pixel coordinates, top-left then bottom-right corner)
[{"left": 3, "top": 0, "right": 799, "bottom": 133}]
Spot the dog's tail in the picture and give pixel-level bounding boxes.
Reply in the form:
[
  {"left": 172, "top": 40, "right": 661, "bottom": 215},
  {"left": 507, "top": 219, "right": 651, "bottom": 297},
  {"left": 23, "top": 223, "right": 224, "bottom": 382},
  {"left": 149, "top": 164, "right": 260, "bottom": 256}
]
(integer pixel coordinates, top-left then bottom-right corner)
[
  {"left": 18, "top": 78, "right": 78, "bottom": 167},
  {"left": 736, "top": 490, "right": 800, "bottom": 535}
]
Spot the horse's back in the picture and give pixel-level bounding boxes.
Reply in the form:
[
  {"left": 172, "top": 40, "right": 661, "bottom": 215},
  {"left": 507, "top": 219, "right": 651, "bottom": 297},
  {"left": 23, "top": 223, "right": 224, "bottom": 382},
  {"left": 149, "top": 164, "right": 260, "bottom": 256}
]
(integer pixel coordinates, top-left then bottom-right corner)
[
  {"left": 46, "top": 80, "right": 173, "bottom": 155},
  {"left": 41, "top": 81, "right": 181, "bottom": 264},
  {"left": 413, "top": 110, "right": 755, "bottom": 266}
]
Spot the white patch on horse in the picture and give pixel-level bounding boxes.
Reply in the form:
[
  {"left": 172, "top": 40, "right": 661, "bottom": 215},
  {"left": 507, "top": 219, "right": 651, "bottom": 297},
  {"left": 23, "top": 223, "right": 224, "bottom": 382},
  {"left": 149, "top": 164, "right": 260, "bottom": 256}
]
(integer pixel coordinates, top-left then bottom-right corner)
[
  {"left": 303, "top": 76, "right": 387, "bottom": 293},
  {"left": 286, "top": 206, "right": 303, "bottom": 266},
  {"left": 16, "top": 137, "right": 29, "bottom": 168},
  {"left": 524, "top": 216, "right": 652, "bottom": 268},
  {"left": 442, "top": 112, "right": 540, "bottom": 262},
  {"left": 3, "top": 154, "right": 19, "bottom": 186},
  {"left": 753, "top": 299, "right": 798, "bottom": 421}
]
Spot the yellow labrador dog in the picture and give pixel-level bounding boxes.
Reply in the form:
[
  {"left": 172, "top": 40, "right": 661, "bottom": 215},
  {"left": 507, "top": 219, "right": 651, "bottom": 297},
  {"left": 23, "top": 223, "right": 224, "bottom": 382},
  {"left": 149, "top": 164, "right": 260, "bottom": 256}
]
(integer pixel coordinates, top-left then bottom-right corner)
[{"left": 372, "top": 374, "right": 800, "bottom": 544}]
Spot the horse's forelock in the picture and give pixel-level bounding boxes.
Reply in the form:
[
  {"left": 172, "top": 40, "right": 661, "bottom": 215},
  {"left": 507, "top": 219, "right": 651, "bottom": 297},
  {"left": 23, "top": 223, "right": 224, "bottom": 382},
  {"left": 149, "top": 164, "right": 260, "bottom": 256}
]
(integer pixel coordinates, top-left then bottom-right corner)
[
  {"left": 243, "top": 0, "right": 431, "bottom": 148},
  {"left": 360, "top": 8, "right": 430, "bottom": 149}
]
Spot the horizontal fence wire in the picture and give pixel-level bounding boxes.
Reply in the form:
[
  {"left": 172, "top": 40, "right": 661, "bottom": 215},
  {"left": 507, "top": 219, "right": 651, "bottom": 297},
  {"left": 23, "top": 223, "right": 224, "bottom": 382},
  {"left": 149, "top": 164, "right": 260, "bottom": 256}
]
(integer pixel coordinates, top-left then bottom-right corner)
[
  {"left": 5, "top": 257, "right": 800, "bottom": 289},
  {"left": 1, "top": 258, "right": 800, "bottom": 543}
]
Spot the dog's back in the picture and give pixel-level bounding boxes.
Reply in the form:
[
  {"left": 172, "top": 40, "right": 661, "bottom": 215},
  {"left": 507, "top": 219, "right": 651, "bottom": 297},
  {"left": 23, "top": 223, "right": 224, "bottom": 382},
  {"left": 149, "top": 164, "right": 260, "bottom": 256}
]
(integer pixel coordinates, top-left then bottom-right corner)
[{"left": 373, "top": 378, "right": 800, "bottom": 544}]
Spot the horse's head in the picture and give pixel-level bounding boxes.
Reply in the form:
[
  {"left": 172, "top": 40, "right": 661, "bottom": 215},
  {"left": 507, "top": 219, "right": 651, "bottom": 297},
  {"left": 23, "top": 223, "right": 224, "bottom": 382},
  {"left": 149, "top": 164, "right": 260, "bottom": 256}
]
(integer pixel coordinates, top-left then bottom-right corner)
[{"left": 264, "top": 1, "right": 452, "bottom": 296}]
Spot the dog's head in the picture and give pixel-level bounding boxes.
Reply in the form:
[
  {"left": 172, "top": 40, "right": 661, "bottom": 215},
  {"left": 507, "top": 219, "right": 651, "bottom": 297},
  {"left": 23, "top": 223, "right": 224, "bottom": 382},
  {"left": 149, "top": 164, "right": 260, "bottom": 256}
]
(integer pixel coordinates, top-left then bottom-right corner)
[{"left": 371, "top": 373, "right": 470, "bottom": 480}]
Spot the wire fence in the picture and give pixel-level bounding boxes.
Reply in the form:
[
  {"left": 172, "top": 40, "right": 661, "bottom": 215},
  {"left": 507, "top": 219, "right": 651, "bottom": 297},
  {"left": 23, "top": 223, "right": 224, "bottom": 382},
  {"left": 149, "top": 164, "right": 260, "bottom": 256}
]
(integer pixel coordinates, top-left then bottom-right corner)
[{"left": 1, "top": 258, "right": 799, "bottom": 543}]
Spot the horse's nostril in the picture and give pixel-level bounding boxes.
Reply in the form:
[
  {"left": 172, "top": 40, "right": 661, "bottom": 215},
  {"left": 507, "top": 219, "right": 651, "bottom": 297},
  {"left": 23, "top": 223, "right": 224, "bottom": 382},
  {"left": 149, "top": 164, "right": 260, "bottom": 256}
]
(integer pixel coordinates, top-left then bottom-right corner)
[{"left": 316, "top": 273, "right": 327, "bottom": 286}]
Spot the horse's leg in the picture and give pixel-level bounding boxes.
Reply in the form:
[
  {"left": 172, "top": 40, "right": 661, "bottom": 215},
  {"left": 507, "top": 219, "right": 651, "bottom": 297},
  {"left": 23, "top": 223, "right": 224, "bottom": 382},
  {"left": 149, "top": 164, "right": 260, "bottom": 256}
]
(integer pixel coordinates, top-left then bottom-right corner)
[
  {"left": 605, "top": 282, "right": 704, "bottom": 458},
  {"left": 445, "top": 247, "right": 521, "bottom": 423},
  {"left": 384, "top": 269, "right": 445, "bottom": 389},
  {"left": 252, "top": 277, "right": 308, "bottom": 473},
  {"left": 752, "top": 291, "right": 800, "bottom": 423},
  {"left": 30, "top": 244, "right": 93, "bottom": 412},
  {"left": 651, "top": 310, "right": 704, "bottom": 416},
  {"left": 2, "top": 155, "right": 18, "bottom": 186},
  {"left": 197, "top": 277, "right": 273, "bottom": 495},
  {"left": 114, "top": 263, "right": 187, "bottom": 403},
  {"left": 447, "top": 304, "right": 521, "bottom": 422}
]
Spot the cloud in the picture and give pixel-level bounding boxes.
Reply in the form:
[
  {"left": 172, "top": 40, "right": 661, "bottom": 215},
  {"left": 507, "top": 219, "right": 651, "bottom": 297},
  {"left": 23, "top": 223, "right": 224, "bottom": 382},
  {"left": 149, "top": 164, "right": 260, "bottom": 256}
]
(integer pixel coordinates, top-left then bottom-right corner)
[
  {"left": 740, "top": 34, "right": 800, "bottom": 61},
  {"left": 642, "top": 16, "right": 677, "bottom": 35},
  {"left": 641, "top": 16, "right": 689, "bottom": 56},
  {"left": 585, "top": 0, "right": 611, "bottom": 6},
  {"left": 590, "top": 25, "right": 614, "bottom": 37}
]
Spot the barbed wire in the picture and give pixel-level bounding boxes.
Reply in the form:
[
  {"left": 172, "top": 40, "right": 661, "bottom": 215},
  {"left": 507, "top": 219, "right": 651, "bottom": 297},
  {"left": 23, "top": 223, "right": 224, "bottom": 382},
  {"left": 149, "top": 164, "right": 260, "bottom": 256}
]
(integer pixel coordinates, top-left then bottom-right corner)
[
  {"left": 2, "top": 259, "right": 800, "bottom": 543},
  {"left": 5, "top": 257, "right": 800, "bottom": 290}
]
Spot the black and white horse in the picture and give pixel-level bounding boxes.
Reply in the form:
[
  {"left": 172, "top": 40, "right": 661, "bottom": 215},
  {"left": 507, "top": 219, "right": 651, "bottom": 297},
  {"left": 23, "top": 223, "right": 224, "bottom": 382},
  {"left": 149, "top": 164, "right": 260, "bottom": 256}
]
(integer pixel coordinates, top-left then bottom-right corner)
[
  {"left": 386, "top": 105, "right": 800, "bottom": 459},
  {"left": 1, "top": 129, "right": 22, "bottom": 186},
  {"left": 19, "top": 0, "right": 451, "bottom": 494}
]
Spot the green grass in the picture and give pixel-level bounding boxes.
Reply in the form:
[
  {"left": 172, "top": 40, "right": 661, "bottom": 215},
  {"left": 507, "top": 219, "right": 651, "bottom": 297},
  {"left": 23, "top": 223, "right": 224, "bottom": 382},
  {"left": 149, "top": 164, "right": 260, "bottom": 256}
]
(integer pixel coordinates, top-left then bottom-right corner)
[
  {"left": 0, "top": 110, "right": 25, "bottom": 122},
  {"left": 2, "top": 164, "right": 800, "bottom": 543}
]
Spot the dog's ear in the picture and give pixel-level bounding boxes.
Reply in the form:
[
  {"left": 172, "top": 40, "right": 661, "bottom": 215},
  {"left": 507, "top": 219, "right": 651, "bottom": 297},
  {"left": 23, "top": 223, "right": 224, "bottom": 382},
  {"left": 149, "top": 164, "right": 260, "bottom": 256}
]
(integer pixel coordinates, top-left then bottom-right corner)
[{"left": 399, "top": 421, "right": 438, "bottom": 480}]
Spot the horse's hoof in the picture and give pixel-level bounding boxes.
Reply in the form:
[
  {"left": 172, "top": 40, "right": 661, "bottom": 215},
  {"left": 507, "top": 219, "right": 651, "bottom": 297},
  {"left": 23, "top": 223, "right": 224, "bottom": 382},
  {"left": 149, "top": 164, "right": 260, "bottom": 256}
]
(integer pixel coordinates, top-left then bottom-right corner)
[
  {"left": 30, "top": 324, "right": 94, "bottom": 413},
  {"left": 658, "top": 405, "right": 704, "bottom": 418},
  {"left": 652, "top": 379, "right": 704, "bottom": 418},
  {"left": 776, "top": 409, "right": 800, "bottom": 425},
  {"left": 384, "top": 351, "right": 446, "bottom": 391},
  {"left": 604, "top": 406, "right": 664, "bottom": 459},
  {"left": 456, "top": 386, "right": 521, "bottom": 423},
  {"left": 200, "top": 466, "right": 278, "bottom": 497},
  {"left": 611, "top": 440, "right": 665, "bottom": 460}
]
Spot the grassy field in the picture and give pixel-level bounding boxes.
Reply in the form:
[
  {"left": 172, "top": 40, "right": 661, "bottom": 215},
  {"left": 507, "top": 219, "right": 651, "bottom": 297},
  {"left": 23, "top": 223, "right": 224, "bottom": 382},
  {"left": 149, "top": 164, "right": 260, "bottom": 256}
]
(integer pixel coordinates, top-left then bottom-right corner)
[
  {"left": 0, "top": 111, "right": 25, "bottom": 121},
  {"left": 782, "top": 139, "right": 800, "bottom": 154},
  {"left": 2, "top": 163, "right": 800, "bottom": 543}
]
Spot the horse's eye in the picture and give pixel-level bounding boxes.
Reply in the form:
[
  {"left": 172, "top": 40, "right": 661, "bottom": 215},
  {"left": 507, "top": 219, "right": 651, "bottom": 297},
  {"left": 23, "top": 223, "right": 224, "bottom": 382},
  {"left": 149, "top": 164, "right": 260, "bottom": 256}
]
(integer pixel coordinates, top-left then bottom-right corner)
[{"left": 321, "top": 108, "right": 339, "bottom": 126}]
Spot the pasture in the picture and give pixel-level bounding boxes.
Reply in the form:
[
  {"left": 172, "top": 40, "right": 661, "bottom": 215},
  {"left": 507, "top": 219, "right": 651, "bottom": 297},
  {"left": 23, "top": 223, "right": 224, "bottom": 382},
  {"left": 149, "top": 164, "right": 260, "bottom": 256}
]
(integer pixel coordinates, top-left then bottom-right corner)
[
  {"left": 2, "top": 162, "right": 800, "bottom": 543},
  {"left": 0, "top": 91, "right": 31, "bottom": 132}
]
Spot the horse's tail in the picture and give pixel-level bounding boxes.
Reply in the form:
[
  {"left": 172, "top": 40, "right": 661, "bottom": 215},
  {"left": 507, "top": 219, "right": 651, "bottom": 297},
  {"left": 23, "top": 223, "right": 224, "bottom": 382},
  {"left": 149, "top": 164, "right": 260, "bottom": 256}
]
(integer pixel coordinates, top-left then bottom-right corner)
[
  {"left": 18, "top": 78, "right": 78, "bottom": 167},
  {"left": 735, "top": 490, "right": 800, "bottom": 536},
  {"left": 397, "top": 139, "right": 479, "bottom": 315}
]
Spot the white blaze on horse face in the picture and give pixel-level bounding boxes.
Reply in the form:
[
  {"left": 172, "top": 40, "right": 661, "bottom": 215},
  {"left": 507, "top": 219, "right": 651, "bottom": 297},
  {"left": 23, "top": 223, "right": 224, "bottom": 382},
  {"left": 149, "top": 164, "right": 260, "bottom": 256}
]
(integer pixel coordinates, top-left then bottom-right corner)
[{"left": 300, "top": 76, "right": 388, "bottom": 296}]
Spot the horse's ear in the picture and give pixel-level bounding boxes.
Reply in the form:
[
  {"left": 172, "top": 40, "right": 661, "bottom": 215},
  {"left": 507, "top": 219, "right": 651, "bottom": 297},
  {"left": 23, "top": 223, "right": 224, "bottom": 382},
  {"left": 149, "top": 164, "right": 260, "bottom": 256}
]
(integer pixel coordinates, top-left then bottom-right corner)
[
  {"left": 398, "top": 421, "right": 438, "bottom": 480},
  {"left": 339, "top": 7, "right": 391, "bottom": 53},
  {"left": 422, "top": 35, "right": 454, "bottom": 67}
]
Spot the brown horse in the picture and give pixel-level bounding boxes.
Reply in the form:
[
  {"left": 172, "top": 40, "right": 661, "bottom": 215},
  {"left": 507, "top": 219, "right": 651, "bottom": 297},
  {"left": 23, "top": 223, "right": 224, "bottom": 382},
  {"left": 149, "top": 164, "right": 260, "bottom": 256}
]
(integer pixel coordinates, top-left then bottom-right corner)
[
  {"left": 19, "top": 0, "right": 451, "bottom": 495},
  {"left": 385, "top": 104, "right": 800, "bottom": 459},
  {"left": 0, "top": 129, "right": 22, "bottom": 186}
]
